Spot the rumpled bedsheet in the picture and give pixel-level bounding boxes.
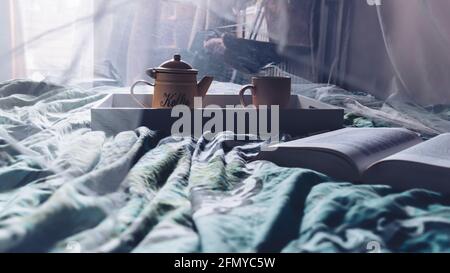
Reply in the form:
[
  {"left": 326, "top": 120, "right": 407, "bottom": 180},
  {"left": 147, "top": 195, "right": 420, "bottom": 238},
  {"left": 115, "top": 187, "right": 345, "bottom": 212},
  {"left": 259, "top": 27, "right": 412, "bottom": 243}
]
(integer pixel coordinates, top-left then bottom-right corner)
[{"left": 0, "top": 80, "right": 450, "bottom": 253}]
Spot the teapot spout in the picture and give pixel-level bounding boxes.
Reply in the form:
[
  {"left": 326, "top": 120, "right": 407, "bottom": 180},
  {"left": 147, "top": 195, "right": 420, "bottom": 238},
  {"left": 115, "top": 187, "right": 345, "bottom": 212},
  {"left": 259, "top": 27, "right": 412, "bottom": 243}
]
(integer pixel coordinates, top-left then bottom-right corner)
[{"left": 197, "top": 76, "right": 214, "bottom": 97}]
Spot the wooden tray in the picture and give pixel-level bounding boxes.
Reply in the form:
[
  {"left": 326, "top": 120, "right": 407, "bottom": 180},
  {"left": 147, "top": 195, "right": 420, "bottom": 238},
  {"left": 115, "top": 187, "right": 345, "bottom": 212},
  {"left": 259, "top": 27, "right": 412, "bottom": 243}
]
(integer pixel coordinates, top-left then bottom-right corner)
[{"left": 91, "top": 94, "right": 344, "bottom": 137}]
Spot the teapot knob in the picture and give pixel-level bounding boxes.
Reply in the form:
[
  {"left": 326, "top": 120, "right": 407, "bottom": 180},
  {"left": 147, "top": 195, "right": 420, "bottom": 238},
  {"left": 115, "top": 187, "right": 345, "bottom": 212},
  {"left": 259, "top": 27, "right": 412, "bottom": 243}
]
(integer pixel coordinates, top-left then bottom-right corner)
[
  {"left": 149, "top": 68, "right": 157, "bottom": 79},
  {"left": 174, "top": 54, "right": 181, "bottom": 61}
]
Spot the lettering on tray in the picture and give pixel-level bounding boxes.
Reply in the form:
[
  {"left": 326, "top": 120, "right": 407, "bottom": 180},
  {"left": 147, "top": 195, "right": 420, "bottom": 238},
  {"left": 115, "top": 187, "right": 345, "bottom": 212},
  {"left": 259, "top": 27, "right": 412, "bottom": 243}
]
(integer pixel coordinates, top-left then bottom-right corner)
[{"left": 160, "top": 92, "right": 190, "bottom": 108}]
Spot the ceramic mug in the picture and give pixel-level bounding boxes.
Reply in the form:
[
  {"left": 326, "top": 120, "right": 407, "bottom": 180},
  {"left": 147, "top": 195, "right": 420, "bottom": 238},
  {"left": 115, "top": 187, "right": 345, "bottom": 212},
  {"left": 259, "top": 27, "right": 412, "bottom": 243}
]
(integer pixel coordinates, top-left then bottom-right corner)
[{"left": 239, "top": 76, "right": 291, "bottom": 108}]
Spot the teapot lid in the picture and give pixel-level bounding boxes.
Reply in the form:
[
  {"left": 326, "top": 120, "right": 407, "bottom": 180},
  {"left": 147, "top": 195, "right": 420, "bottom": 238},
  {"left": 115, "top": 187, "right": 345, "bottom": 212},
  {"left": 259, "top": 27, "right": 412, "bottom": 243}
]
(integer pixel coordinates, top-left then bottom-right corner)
[{"left": 152, "top": 54, "right": 198, "bottom": 74}]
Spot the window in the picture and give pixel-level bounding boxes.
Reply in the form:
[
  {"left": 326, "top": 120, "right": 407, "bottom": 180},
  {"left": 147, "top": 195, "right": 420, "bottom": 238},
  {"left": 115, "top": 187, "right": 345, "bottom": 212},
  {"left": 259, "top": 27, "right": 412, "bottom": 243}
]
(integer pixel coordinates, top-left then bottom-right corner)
[{"left": 18, "top": 0, "right": 94, "bottom": 82}]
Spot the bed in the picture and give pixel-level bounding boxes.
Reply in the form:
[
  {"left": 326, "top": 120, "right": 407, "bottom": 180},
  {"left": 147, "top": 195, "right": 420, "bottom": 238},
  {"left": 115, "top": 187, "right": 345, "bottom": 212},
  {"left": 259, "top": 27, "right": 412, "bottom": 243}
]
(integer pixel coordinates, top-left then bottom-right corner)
[{"left": 1, "top": 79, "right": 450, "bottom": 253}]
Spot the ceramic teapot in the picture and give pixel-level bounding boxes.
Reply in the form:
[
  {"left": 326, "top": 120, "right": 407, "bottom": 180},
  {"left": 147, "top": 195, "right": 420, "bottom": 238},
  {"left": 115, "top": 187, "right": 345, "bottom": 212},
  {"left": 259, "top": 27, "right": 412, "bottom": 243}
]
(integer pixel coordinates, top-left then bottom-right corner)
[{"left": 130, "top": 54, "right": 213, "bottom": 108}]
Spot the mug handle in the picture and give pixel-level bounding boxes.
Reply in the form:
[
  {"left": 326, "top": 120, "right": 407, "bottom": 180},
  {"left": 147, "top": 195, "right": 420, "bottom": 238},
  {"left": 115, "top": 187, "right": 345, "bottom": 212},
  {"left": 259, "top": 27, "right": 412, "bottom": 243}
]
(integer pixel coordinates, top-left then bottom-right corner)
[
  {"left": 130, "top": 80, "right": 154, "bottom": 108},
  {"left": 239, "top": 85, "right": 255, "bottom": 107}
]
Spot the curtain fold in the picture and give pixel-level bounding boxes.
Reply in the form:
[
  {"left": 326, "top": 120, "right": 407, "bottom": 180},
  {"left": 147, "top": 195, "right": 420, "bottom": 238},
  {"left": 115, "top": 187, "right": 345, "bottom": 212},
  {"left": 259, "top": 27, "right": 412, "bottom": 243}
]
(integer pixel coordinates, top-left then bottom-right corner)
[
  {"left": 0, "top": 0, "right": 13, "bottom": 81},
  {"left": 0, "top": 0, "right": 26, "bottom": 81},
  {"left": 9, "top": 0, "right": 27, "bottom": 79},
  {"left": 124, "top": 0, "right": 161, "bottom": 84}
]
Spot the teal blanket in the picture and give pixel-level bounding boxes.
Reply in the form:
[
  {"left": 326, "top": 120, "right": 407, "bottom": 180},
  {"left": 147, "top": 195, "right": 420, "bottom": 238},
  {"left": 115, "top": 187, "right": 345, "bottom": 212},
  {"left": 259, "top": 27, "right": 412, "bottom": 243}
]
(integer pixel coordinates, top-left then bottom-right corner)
[{"left": 1, "top": 80, "right": 450, "bottom": 253}]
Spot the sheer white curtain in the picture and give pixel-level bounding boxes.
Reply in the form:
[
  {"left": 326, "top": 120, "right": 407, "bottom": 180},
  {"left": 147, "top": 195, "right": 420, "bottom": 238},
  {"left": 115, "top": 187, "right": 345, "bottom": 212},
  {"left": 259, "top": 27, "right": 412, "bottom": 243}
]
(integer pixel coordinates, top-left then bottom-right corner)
[
  {"left": 16, "top": 0, "right": 95, "bottom": 82},
  {"left": 0, "top": 0, "right": 255, "bottom": 86},
  {"left": 1, "top": 0, "right": 207, "bottom": 86},
  {"left": 1, "top": 0, "right": 104, "bottom": 84},
  {"left": 380, "top": 0, "right": 450, "bottom": 105}
]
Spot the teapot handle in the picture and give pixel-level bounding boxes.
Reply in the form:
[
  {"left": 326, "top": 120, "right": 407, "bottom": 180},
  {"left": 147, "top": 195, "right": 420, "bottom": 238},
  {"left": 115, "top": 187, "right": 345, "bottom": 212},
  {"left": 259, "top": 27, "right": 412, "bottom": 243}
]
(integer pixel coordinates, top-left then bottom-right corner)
[{"left": 130, "top": 80, "right": 154, "bottom": 108}]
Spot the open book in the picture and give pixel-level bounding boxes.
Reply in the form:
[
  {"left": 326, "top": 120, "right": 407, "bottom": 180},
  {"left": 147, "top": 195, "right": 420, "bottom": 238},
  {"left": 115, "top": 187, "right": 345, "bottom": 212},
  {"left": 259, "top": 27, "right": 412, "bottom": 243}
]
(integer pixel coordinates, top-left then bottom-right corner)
[{"left": 259, "top": 128, "right": 450, "bottom": 194}]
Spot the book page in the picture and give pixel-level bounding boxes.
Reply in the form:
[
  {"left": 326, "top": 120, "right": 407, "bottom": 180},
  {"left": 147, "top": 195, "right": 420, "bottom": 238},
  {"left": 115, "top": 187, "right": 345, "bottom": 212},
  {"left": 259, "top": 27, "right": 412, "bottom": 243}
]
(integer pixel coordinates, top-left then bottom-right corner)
[
  {"left": 378, "top": 133, "right": 450, "bottom": 168},
  {"left": 274, "top": 128, "right": 422, "bottom": 172}
]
